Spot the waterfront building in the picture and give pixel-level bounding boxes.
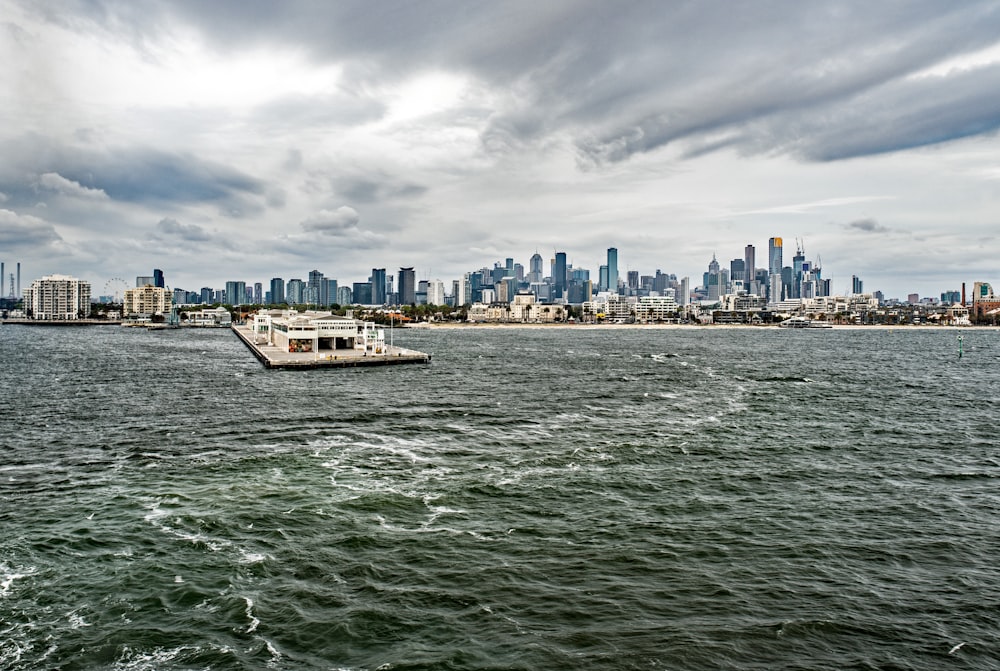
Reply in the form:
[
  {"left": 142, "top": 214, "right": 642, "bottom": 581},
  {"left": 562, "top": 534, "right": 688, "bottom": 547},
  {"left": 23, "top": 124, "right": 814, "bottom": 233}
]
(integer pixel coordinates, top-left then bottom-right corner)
[
  {"left": 124, "top": 285, "right": 172, "bottom": 317},
  {"left": 186, "top": 306, "right": 232, "bottom": 326},
  {"left": 971, "top": 282, "right": 1000, "bottom": 322},
  {"left": 252, "top": 310, "right": 385, "bottom": 355},
  {"left": 506, "top": 292, "right": 567, "bottom": 322},
  {"left": 635, "top": 294, "right": 679, "bottom": 323},
  {"left": 24, "top": 274, "right": 91, "bottom": 320}
]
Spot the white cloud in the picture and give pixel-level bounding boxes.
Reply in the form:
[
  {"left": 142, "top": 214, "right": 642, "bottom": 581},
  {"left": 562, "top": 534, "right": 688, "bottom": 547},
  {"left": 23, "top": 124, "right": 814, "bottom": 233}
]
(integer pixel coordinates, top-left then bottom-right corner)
[{"left": 36, "top": 172, "right": 109, "bottom": 201}]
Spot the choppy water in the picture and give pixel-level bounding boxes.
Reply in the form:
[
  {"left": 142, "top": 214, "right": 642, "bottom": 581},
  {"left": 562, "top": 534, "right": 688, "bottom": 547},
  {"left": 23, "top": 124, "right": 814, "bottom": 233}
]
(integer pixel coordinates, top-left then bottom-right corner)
[{"left": 1, "top": 324, "right": 998, "bottom": 670}]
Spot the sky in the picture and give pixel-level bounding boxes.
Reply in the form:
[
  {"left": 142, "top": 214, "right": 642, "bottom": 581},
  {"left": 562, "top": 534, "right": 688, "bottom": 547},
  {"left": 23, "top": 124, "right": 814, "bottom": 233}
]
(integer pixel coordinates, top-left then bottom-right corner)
[{"left": 2, "top": 0, "right": 1000, "bottom": 300}]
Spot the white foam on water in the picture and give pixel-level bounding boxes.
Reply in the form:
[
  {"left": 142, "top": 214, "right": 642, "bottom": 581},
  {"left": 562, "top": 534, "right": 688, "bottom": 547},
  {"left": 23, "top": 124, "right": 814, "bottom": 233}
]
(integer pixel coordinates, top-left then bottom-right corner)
[
  {"left": 238, "top": 549, "right": 269, "bottom": 565},
  {"left": 111, "top": 645, "right": 199, "bottom": 671},
  {"left": 0, "top": 565, "right": 35, "bottom": 597},
  {"left": 244, "top": 596, "right": 260, "bottom": 633}
]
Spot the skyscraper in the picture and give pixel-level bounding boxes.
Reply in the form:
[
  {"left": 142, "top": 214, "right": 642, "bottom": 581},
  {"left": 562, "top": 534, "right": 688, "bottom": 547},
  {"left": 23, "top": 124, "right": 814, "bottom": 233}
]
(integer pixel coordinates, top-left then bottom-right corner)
[
  {"left": 528, "top": 253, "right": 543, "bottom": 283},
  {"left": 286, "top": 279, "right": 304, "bottom": 304},
  {"left": 553, "top": 252, "right": 567, "bottom": 299},
  {"left": 225, "top": 280, "right": 246, "bottom": 305},
  {"left": 607, "top": 247, "right": 619, "bottom": 295},
  {"left": 371, "top": 268, "right": 387, "bottom": 305},
  {"left": 270, "top": 278, "right": 284, "bottom": 305},
  {"left": 792, "top": 243, "right": 805, "bottom": 299},
  {"left": 768, "top": 237, "right": 783, "bottom": 302},
  {"left": 153, "top": 269, "right": 164, "bottom": 288},
  {"left": 307, "top": 269, "right": 325, "bottom": 306},
  {"left": 744, "top": 244, "right": 756, "bottom": 286},
  {"left": 398, "top": 267, "right": 416, "bottom": 305}
]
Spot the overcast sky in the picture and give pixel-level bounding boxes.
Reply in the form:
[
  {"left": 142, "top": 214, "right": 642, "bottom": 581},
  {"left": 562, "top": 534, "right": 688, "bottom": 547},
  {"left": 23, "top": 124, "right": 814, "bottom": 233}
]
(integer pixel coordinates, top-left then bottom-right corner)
[{"left": 2, "top": 1, "right": 999, "bottom": 299}]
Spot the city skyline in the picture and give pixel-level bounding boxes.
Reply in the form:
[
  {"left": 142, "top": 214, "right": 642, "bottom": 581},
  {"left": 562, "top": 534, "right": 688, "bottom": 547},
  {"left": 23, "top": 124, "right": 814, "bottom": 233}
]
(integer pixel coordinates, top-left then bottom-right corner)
[{"left": 3, "top": 2, "right": 1000, "bottom": 298}]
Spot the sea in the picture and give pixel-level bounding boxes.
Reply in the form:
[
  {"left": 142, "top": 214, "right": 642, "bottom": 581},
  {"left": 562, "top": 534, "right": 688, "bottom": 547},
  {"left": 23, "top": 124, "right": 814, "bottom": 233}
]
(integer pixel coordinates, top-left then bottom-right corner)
[{"left": 1, "top": 323, "right": 997, "bottom": 671}]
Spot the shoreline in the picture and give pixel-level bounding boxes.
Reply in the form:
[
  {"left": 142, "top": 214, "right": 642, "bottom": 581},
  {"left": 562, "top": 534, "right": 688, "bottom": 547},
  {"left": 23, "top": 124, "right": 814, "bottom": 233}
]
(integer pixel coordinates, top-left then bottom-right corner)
[{"left": 405, "top": 322, "right": 996, "bottom": 331}]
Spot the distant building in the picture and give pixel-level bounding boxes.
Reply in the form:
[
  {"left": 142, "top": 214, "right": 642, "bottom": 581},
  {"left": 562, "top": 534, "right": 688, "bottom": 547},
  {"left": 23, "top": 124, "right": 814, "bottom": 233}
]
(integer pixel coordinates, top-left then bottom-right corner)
[
  {"left": 25, "top": 274, "right": 91, "bottom": 320},
  {"left": 153, "top": 269, "right": 165, "bottom": 288},
  {"left": 270, "top": 278, "right": 285, "bottom": 305},
  {"left": 398, "top": 267, "right": 416, "bottom": 305},
  {"left": 371, "top": 268, "right": 387, "bottom": 305},
  {"left": 225, "top": 280, "right": 247, "bottom": 305},
  {"left": 553, "top": 252, "right": 567, "bottom": 299},
  {"left": 352, "top": 282, "right": 373, "bottom": 305},
  {"left": 124, "top": 285, "right": 172, "bottom": 317},
  {"left": 426, "top": 279, "right": 446, "bottom": 306},
  {"left": 286, "top": 279, "right": 305, "bottom": 304},
  {"left": 607, "top": 248, "right": 619, "bottom": 295}
]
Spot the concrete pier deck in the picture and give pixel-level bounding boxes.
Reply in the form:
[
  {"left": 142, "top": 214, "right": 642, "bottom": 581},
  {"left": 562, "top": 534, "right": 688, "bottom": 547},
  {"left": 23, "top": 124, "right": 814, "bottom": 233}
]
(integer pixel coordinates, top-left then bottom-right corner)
[{"left": 231, "top": 324, "right": 430, "bottom": 369}]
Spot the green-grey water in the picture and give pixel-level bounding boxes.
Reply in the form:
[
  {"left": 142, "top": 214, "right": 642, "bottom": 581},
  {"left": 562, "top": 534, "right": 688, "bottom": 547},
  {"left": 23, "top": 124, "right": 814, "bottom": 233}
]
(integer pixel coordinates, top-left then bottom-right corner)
[{"left": 1, "top": 324, "right": 998, "bottom": 670}]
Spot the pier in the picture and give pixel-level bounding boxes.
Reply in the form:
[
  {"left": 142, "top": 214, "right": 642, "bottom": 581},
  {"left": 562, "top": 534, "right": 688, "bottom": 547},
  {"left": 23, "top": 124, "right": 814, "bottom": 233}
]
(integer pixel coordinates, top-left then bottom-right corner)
[{"left": 231, "top": 321, "right": 430, "bottom": 370}]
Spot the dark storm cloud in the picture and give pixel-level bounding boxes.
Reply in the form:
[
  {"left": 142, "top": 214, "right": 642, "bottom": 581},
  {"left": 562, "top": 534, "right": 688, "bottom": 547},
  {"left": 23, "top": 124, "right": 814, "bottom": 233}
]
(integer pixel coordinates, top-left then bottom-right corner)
[{"left": 0, "top": 135, "right": 268, "bottom": 212}]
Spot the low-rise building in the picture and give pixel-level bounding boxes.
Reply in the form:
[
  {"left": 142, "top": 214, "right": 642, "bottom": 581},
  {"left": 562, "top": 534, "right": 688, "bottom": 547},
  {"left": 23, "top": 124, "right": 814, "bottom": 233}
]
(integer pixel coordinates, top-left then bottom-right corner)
[{"left": 252, "top": 310, "right": 385, "bottom": 354}]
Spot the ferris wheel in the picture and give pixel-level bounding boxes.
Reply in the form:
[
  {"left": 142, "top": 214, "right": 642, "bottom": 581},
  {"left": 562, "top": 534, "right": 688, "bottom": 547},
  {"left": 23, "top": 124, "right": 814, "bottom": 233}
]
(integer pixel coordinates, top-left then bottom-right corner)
[{"left": 104, "top": 277, "right": 129, "bottom": 303}]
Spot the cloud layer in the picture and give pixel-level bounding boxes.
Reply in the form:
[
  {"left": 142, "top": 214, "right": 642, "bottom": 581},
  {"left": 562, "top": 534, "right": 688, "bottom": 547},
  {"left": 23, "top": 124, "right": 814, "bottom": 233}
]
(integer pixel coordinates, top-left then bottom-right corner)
[{"left": 2, "top": 0, "right": 1000, "bottom": 298}]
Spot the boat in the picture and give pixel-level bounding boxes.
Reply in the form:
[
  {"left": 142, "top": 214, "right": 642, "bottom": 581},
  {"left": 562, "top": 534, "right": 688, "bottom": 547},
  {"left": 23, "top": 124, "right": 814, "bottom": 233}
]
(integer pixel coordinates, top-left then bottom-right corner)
[{"left": 778, "top": 316, "right": 832, "bottom": 329}]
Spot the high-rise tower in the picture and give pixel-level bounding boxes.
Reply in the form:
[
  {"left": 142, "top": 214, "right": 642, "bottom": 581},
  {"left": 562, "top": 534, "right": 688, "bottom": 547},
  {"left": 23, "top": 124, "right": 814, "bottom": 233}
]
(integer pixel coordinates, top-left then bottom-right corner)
[
  {"left": 607, "top": 247, "right": 619, "bottom": 295},
  {"left": 553, "top": 252, "right": 567, "bottom": 299},
  {"left": 371, "top": 268, "right": 387, "bottom": 305},
  {"left": 768, "top": 237, "right": 783, "bottom": 302},
  {"left": 398, "top": 267, "right": 416, "bottom": 305}
]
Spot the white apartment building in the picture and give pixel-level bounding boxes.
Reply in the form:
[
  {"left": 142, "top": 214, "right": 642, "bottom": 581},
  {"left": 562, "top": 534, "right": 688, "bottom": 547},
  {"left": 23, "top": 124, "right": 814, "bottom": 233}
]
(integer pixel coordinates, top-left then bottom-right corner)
[
  {"left": 25, "top": 274, "right": 91, "bottom": 320},
  {"left": 123, "top": 285, "right": 173, "bottom": 316},
  {"left": 635, "top": 295, "right": 679, "bottom": 323}
]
